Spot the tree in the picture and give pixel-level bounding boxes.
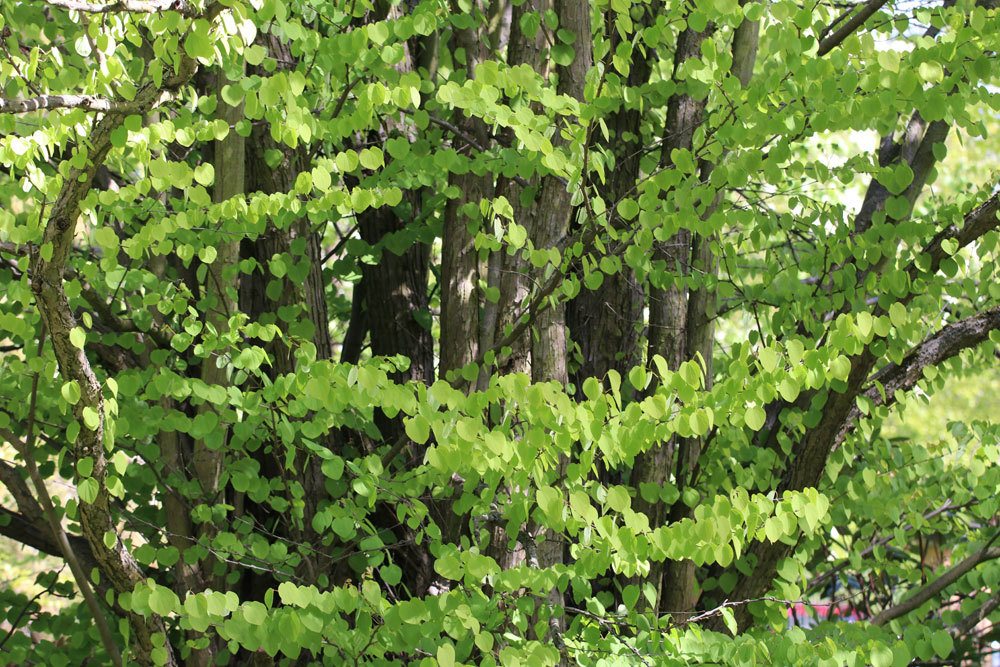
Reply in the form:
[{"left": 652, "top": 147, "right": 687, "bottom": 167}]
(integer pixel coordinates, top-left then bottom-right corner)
[{"left": 0, "top": 0, "right": 998, "bottom": 664}]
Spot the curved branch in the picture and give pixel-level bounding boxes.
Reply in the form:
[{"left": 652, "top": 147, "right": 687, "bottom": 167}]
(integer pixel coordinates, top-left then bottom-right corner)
[
  {"left": 905, "top": 191, "right": 1000, "bottom": 283},
  {"left": 861, "top": 305, "right": 1000, "bottom": 418},
  {"left": 25, "top": 6, "right": 218, "bottom": 663}
]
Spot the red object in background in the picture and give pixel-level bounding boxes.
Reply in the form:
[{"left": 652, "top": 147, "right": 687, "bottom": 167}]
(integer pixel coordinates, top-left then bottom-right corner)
[{"left": 787, "top": 602, "right": 862, "bottom": 628}]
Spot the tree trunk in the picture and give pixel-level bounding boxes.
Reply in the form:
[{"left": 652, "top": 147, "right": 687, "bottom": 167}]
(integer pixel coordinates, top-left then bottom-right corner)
[{"left": 439, "top": 5, "right": 493, "bottom": 381}]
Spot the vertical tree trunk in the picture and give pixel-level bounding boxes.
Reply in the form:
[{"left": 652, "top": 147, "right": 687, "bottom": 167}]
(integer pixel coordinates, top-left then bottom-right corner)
[
  {"left": 528, "top": 1, "right": 592, "bottom": 647},
  {"left": 193, "top": 66, "right": 244, "bottom": 503},
  {"left": 234, "top": 37, "right": 336, "bottom": 601},
  {"left": 356, "top": 7, "right": 435, "bottom": 388},
  {"left": 656, "top": 11, "right": 759, "bottom": 615},
  {"left": 483, "top": 0, "right": 543, "bottom": 571},
  {"left": 644, "top": 18, "right": 709, "bottom": 613},
  {"left": 359, "top": 204, "right": 434, "bottom": 384},
  {"left": 439, "top": 4, "right": 493, "bottom": 380},
  {"left": 566, "top": 10, "right": 652, "bottom": 392}
]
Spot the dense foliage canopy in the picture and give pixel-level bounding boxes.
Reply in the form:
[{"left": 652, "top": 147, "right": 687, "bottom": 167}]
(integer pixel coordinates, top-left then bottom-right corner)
[{"left": 1, "top": 0, "right": 999, "bottom": 664}]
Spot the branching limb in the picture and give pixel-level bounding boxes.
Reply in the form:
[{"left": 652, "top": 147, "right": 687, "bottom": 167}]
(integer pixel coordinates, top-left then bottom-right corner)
[
  {"left": 0, "top": 505, "right": 99, "bottom": 567},
  {"left": 951, "top": 589, "right": 1000, "bottom": 637},
  {"left": 12, "top": 330, "right": 122, "bottom": 666},
  {"left": 25, "top": 4, "right": 222, "bottom": 664},
  {"left": 0, "top": 455, "right": 43, "bottom": 522},
  {"left": 872, "top": 544, "right": 1000, "bottom": 625},
  {"left": 817, "top": 0, "right": 890, "bottom": 56}
]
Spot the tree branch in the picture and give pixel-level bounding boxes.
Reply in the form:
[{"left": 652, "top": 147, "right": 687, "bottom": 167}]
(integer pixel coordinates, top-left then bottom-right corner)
[
  {"left": 24, "top": 6, "right": 218, "bottom": 663},
  {"left": 0, "top": 94, "right": 121, "bottom": 115},
  {"left": 0, "top": 505, "right": 99, "bottom": 571},
  {"left": 817, "top": 0, "right": 890, "bottom": 56},
  {"left": 41, "top": 0, "right": 196, "bottom": 17},
  {"left": 0, "top": 91, "right": 177, "bottom": 116},
  {"left": 715, "top": 303, "right": 1000, "bottom": 633},
  {"left": 852, "top": 304, "right": 1000, "bottom": 436},
  {"left": 951, "top": 589, "right": 1000, "bottom": 637},
  {"left": 905, "top": 191, "right": 1000, "bottom": 284},
  {"left": 872, "top": 544, "right": 1000, "bottom": 625},
  {"left": 0, "top": 456, "right": 43, "bottom": 522}
]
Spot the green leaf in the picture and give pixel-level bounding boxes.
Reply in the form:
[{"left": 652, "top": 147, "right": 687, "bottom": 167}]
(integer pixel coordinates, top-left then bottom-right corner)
[
  {"left": 930, "top": 630, "right": 953, "bottom": 658},
  {"left": 193, "top": 163, "right": 214, "bottom": 186},
  {"left": 148, "top": 585, "right": 179, "bottom": 616},
  {"left": 889, "top": 302, "right": 907, "bottom": 327},
  {"left": 628, "top": 365, "right": 647, "bottom": 390},
  {"left": 507, "top": 223, "right": 528, "bottom": 249},
  {"left": 76, "top": 457, "right": 94, "bottom": 478},
  {"left": 758, "top": 347, "right": 780, "bottom": 373},
  {"left": 551, "top": 44, "right": 575, "bottom": 67},
  {"left": 321, "top": 456, "right": 345, "bottom": 480},
  {"left": 70, "top": 327, "right": 87, "bottom": 349},
  {"left": 434, "top": 552, "right": 463, "bottom": 581},
  {"left": 745, "top": 405, "right": 766, "bottom": 431},
  {"left": 61, "top": 381, "right": 82, "bottom": 405},
  {"left": 82, "top": 407, "right": 100, "bottom": 431},
  {"left": 778, "top": 378, "right": 800, "bottom": 402},
  {"left": 405, "top": 415, "right": 430, "bottom": 444},
  {"left": 616, "top": 198, "right": 639, "bottom": 221},
  {"left": 720, "top": 607, "right": 738, "bottom": 635},
  {"left": 437, "top": 642, "right": 456, "bottom": 667},
  {"left": 829, "top": 355, "right": 852, "bottom": 382},
  {"left": 605, "top": 486, "right": 630, "bottom": 512},
  {"left": 359, "top": 147, "right": 384, "bottom": 170},
  {"left": 870, "top": 642, "right": 894, "bottom": 667},
  {"left": 885, "top": 196, "right": 910, "bottom": 220},
  {"left": 242, "top": 601, "right": 268, "bottom": 625},
  {"left": 78, "top": 477, "right": 99, "bottom": 504},
  {"left": 94, "top": 226, "right": 119, "bottom": 250}
]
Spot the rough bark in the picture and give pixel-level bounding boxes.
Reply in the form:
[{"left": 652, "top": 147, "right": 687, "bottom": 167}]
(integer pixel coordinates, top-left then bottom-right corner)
[
  {"left": 718, "top": 303, "right": 1000, "bottom": 631},
  {"left": 193, "top": 66, "right": 244, "bottom": 507},
  {"left": 660, "top": 11, "right": 760, "bottom": 616},
  {"left": 28, "top": 49, "right": 200, "bottom": 662},
  {"left": 439, "top": 3, "right": 493, "bottom": 380},
  {"left": 485, "top": 0, "right": 543, "bottom": 571},
  {"left": 236, "top": 34, "right": 338, "bottom": 600},
  {"left": 566, "top": 9, "right": 653, "bottom": 392},
  {"left": 359, "top": 203, "right": 434, "bottom": 385},
  {"left": 641, "top": 19, "right": 711, "bottom": 614},
  {"left": 530, "top": 0, "right": 592, "bottom": 645},
  {"left": 530, "top": 0, "right": 589, "bottom": 386}
]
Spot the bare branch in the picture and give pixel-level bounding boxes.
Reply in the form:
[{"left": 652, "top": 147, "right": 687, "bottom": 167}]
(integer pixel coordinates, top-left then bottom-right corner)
[
  {"left": 0, "top": 505, "right": 100, "bottom": 571},
  {"left": 817, "top": 0, "right": 890, "bottom": 56},
  {"left": 0, "top": 91, "right": 177, "bottom": 116},
  {"left": 857, "top": 305, "right": 1000, "bottom": 423},
  {"left": 0, "top": 94, "right": 119, "bottom": 114},
  {"left": 872, "top": 545, "right": 1000, "bottom": 625},
  {"left": 41, "top": 0, "right": 196, "bottom": 17},
  {"left": 951, "top": 589, "right": 1000, "bottom": 637}
]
